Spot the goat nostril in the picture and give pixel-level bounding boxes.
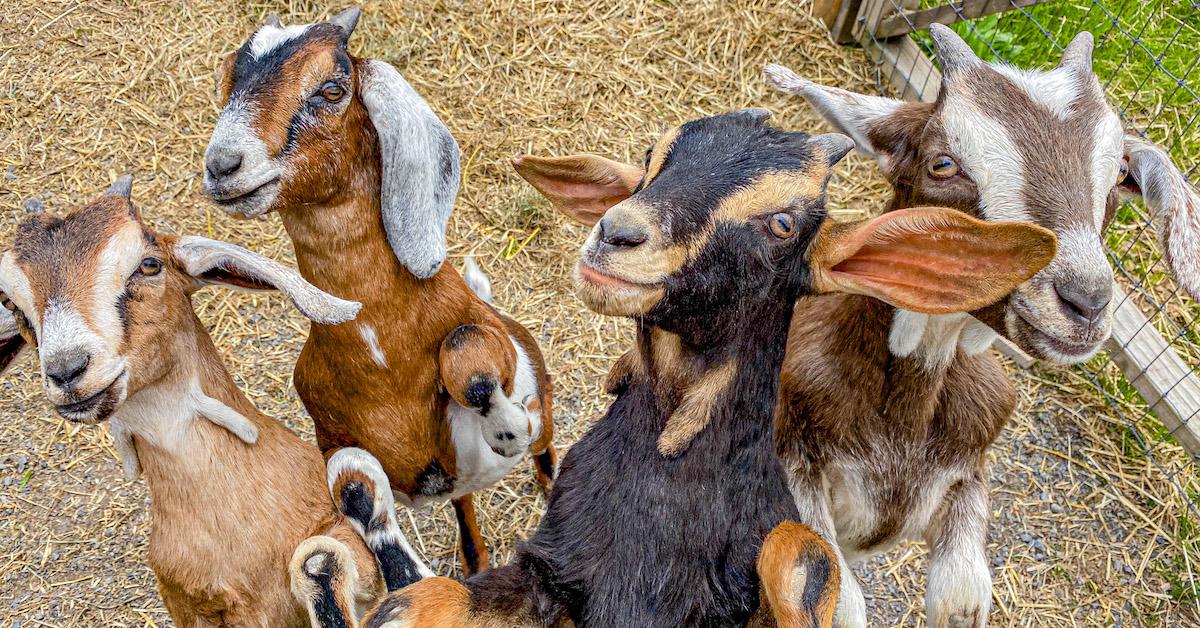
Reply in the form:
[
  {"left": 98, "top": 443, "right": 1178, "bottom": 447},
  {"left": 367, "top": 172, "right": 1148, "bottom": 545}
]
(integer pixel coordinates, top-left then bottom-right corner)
[
  {"left": 46, "top": 353, "right": 90, "bottom": 388},
  {"left": 598, "top": 217, "right": 649, "bottom": 248},
  {"left": 1053, "top": 283, "right": 1111, "bottom": 324},
  {"left": 206, "top": 151, "right": 244, "bottom": 180}
]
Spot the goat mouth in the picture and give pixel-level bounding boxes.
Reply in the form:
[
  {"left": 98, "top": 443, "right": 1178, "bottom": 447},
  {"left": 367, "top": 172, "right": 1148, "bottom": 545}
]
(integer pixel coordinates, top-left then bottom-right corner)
[
  {"left": 576, "top": 262, "right": 659, "bottom": 290},
  {"left": 55, "top": 372, "right": 124, "bottom": 423},
  {"left": 210, "top": 178, "right": 280, "bottom": 208},
  {"left": 1012, "top": 310, "right": 1103, "bottom": 362}
]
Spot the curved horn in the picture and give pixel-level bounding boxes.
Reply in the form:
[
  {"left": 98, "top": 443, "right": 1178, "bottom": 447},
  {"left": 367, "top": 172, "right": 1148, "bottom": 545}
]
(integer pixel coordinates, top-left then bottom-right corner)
[
  {"left": 358, "top": 60, "right": 461, "bottom": 279},
  {"left": 929, "top": 23, "right": 980, "bottom": 75},
  {"left": 1058, "top": 31, "right": 1094, "bottom": 73}
]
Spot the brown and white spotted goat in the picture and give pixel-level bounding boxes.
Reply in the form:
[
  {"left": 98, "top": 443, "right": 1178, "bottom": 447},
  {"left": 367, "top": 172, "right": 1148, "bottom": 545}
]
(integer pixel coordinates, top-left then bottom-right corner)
[
  {"left": 201, "top": 7, "right": 556, "bottom": 576},
  {"left": 0, "top": 179, "right": 429, "bottom": 627},
  {"left": 744, "top": 25, "right": 1200, "bottom": 627},
  {"left": 294, "top": 109, "right": 1056, "bottom": 627}
]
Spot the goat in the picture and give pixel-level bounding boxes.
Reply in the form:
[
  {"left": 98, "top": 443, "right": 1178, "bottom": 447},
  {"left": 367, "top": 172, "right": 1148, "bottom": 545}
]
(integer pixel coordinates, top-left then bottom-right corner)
[
  {"left": 0, "top": 178, "right": 429, "bottom": 626},
  {"left": 290, "top": 109, "right": 1056, "bottom": 627},
  {"left": 200, "top": 7, "right": 557, "bottom": 576},
  {"left": 747, "top": 26, "right": 1200, "bottom": 627}
]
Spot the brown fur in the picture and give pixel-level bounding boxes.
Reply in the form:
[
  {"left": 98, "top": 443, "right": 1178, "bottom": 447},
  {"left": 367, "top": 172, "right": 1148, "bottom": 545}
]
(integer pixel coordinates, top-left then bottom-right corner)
[
  {"left": 757, "top": 522, "right": 842, "bottom": 628},
  {"left": 212, "top": 33, "right": 557, "bottom": 575}
]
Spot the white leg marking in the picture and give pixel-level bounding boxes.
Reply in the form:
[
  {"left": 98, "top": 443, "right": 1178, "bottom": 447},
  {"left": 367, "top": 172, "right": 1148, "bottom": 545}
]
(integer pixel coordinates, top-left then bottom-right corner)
[{"left": 926, "top": 480, "right": 992, "bottom": 628}]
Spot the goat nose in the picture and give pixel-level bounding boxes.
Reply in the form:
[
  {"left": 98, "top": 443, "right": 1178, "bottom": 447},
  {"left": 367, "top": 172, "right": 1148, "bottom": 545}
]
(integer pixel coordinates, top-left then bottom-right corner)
[
  {"left": 1054, "top": 282, "right": 1111, "bottom": 325},
  {"left": 45, "top": 352, "right": 90, "bottom": 388},
  {"left": 598, "top": 217, "right": 648, "bottom": 248},
  {"left": 206, "top": 148, "right": 244, "bottom": 180}
]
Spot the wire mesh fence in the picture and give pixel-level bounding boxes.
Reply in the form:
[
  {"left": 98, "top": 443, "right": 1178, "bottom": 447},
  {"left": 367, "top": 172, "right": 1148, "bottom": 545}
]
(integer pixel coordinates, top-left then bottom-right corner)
[{"left": 844, "top": 0, "right": 1200, "bottom": 520}]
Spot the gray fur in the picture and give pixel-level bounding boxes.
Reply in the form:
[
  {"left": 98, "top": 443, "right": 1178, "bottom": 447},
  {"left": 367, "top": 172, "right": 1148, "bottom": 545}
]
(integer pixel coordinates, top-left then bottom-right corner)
[
  {"left": 462, "top": 256, "right": 492, "bottom": 304},
  {"left": 263, "top": 13, "right": 282, "bottom": 28},
  {"left": 328, "top": 6, "right": 360, "bottom": 37},
  {"left": 764, "top": 64, "right": 902, "bottom": 158},
  {"left": 172, "top": 236, "right": 362, "bottom": 324},
  {"left": 811, "top": 133, "right": 855, "bottom": 166},
  {"left": 929, "top": 23, "right": 981, "bottom": 75},
  {"left": 1058, "top": 31, "right": 1094, "bottom": 73},
  {"left": 1124, "top": 136, "right": 1200, "bottom": 300},
  {"left": 22, "top": 198, "right": 44, "bottom": 213},
  {"left": 106, "top": 175, "right": 133, "bottom": 198},
  {"left": 359, "top": 59, "right": 462, "bottom": 279}
]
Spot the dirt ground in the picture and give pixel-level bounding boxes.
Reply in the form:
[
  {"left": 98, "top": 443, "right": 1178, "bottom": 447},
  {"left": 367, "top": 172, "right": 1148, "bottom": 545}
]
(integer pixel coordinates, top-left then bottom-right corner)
[{"left": 0, "top": 1, "right": 1197, "bottom": 626}]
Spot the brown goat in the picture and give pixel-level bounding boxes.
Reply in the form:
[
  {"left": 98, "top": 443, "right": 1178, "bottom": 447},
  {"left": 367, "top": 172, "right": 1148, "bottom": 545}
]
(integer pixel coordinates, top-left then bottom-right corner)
[
  {"left": 201, "top": 8, "right": 556, "bottom": 576},
  {"left": 750, "top": 25, "right": 1200, "bottom": 627},
  {"left": 292, "top": 109, "right": 1055, "bottom": 627},
  {"left": 0, "top": 179, "right": 432, "bottom": 626}
]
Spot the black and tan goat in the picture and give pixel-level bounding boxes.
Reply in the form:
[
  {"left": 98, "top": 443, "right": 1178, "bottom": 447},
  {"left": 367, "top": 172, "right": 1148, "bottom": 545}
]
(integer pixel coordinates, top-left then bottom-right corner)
[
  {"left": 293, "top": 110, "right": 1056, "bottom": 627},
  {"left": 200, "top": 7, "right": 556, "bottom": 576},
  {"left": 0, "top": 179, "right": 428, "bottom": 626}
]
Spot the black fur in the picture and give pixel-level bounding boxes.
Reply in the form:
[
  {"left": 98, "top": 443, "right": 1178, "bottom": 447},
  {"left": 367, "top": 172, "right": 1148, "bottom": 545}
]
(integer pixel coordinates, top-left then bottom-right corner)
[
  {"left": 534, "top": 449, "right": 557, "bottom": 482},
  {"left": 463, "top": 112, "right": 833, "bottom": 626},
  {"left": 306, "top": 554, "right": 351, "bottom": 628},
  {"left": 413, "top": 460, "right": 454, "bottom": 497},
  {"left": 337, "top": 480, "right": 422, "bottom": 591},
  {"left": 464, "top": 375, "right": 495, "bottom": 415},
  {"left": 454, "top": 499, "right": 482, "bottom": 575},
  {"left": 337, "top": 480, "right": 374, "bottom": 533}
]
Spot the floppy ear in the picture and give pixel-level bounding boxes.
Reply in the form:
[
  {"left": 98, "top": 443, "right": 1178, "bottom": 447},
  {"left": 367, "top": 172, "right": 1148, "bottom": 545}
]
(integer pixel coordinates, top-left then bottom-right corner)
[
  {"left": 809, "top": 208, "right": 1057, "bottom": 314},
  {"left": 358, "top": 60, "right": 461, "bottom": 279},
  {"left": 0, "top": 301, "right": 29, "bottom": 375},
  {"left": 765, "top": 64, "right": 913, "bottom": 162},
  {"left": 170, "top": 236, "right": 361, "bottom": 324},
  {"left": 511, "top": 154, "right": 643, "bottom": 226},
  {"left": 1121, "top": 136, "right": 1200, "bottom": 301}
]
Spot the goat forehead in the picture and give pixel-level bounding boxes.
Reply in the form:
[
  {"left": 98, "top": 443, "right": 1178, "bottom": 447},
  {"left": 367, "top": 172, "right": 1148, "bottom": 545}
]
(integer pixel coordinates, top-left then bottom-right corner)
[
  {"left": 939, "top": 68, "right": 1117, "bottom": 229},
  {"left": 11, "top": 204, "right": 145, "bottom": 313},
  {"left": 233, "top": 24, "right": 346, "bottom": 96}
]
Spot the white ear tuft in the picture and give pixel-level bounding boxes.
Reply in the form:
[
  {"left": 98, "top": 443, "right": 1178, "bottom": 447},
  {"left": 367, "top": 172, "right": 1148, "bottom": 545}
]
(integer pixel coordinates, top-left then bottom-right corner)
[
  {"left": 172, "top": 236, "right": 362, "bottom": 324},
  {"left": 359, "top": 60, "right": 461, "bottom": 279}
]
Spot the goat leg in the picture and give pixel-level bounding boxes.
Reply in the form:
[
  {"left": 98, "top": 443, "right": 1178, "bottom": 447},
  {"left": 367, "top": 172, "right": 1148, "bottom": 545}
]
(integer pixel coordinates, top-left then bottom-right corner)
[
  {"left": 924, "top": 476, "right": 991, "bottom": 628},
  {"left": 756, "top": 521, "right": 841, "bottom": 627},
  {"left": 453, "top": 495, "right": 490, "bottom": 576},
  {"left": 327, "top": 447, "right": 433, "bottom": 590},
  {"left": 788, "top": 469, "right": 867, "bottom": 628}
]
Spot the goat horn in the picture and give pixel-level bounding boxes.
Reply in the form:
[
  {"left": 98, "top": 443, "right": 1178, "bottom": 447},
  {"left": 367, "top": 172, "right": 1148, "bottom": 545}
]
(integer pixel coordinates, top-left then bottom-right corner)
[
  {"left": 263, "top": 13, "right": 282, "bottom": 28},
  {"left": 1058, "top": 31, "right": 1094, "bottom": 73},
  {"left": 106, "top": 175, "right": 133, "bottom": 198},
  {"left": 329, "top": 7, "right": 361, "bottom": 37},
  {"left": 929, "top": 23, "right": 980, "bottom": 75}
]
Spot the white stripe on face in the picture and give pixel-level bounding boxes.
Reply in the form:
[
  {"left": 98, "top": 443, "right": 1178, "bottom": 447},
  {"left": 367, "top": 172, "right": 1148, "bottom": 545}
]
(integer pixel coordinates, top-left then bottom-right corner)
[
  {"left": 992, "top": 65, "right": 1081, "bottom": 120},
  {"left": 92, "top": 222, "right": 144, "bottom": 347},
  {"left": 249, "top": 23, "right": 312, "bottom": 59},
  {"left": 940, "top": 92, "right": 1030, "bottom": 223},
  {"left": 1089, "top": 111, "right": 1125, "bottom": 229},
  {"left": 0, "top": 252, "right": 37, "bottom": 329}
]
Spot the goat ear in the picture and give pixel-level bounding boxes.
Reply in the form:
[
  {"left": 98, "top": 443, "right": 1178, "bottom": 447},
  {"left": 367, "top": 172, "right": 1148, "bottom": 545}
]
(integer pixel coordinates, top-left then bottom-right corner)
[
  {"left": 358, "top": 60, "right": 461, "bottom": 279},
  {"left": 511, "top": 154, "right": 642, "bottom": 226},
  {"left": 170, "top": 235, "right": 361, "bottom": 324},
  {"left": 764, "top": 64, "right": 908, "bottom": 161},
  {"left": 1121, "top": 136, "right": 1200, "bottom": 300},
  {"left": 809, "top": 208, "right": 1057, "bottom": 314},
  {"left": 0, "top": 303, "right": 29, "bottom": 375}
]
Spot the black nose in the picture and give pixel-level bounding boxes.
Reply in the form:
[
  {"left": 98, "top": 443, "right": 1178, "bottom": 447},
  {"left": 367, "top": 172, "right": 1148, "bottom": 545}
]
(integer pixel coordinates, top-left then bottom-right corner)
[
  {"left": 1054, "top": 282, "right": 1111, "bottom": 325},
  {"left": 206, "top": 148, "right": 244, "bottom": 180},
  {"left": 46, "top": 352, "right": 90, "bottom": 388},
  {"left": 598, "top": 217, "right": 648, "bottom": 248}
]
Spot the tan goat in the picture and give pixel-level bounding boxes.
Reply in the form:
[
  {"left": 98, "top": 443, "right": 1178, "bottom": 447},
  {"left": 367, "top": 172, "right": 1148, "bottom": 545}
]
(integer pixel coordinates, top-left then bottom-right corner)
[{"left": 0, "top": 178, "right": 428, "bottom": 626}]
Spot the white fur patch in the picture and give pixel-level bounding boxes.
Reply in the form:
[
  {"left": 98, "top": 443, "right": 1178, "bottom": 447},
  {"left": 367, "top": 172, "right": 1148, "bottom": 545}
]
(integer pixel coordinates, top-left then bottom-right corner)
[
  {"left": 941, "top": 93, "right": 1030, "bottom": 224},
  {"left": 888, "top": 310, "right": 985, "bottom": 370},
  {"left": 358, "top": 324, "right": 387, "bottom": 368},
  {"left": 993, "top": 65, "right": 1080, "bottom": 119},
  {"left": 111, "top": 377, "right": 256, "bottom": 456},
  {"left": 438, "top": 335, "right": 541, "bottom": 503},
  {"left": 92, "top": 222, "right": 145, "bottom": 347},
  {"left": 204, "top": 103, "right": 284, "bottom": 217},
  {"left": 0, "top": 252, "right": 38, "bottom": 328},
  {"left": 462, "top": 256, "right": 492, "bottom": 304},
  {"left": 1089, "top": 111, "right": 1126, "bottom": 229},
  {"left": 249, "top": 24, "right": 311, "bottom": 59}
]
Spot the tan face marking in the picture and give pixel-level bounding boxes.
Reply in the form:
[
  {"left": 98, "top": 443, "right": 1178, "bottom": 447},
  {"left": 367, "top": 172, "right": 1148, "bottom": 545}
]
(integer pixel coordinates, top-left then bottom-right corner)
[{"left": 642, "top": 126, "right": 681, "bottom": 186}]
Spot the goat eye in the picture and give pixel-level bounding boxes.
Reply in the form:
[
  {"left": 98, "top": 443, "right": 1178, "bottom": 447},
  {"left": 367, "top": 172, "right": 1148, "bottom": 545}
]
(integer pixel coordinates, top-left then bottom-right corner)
[
  {"left": 1116, "top": 161, "right": 1129, "bottom": 185},
  {"left": 768, "top": 213, "right": 796, "bottom": 239},
  {"left": 927, "top": 155, "right": 959, "bottom": 179},
  {"left": 319, "top": 82, "right": 345, "bottom": 102},
  {"left": 137, "top": 257, "right": 162, "bottom": 277}
]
